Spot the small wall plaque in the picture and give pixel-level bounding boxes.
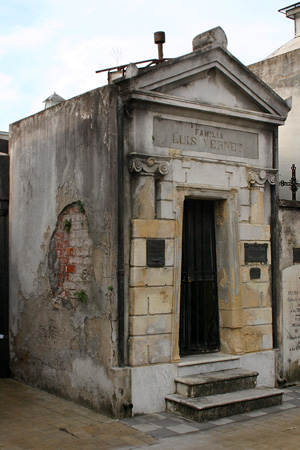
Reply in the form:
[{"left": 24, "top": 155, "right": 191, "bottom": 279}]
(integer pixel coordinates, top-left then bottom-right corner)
[
  {"left": 244, "top": 243, "right": 268, "bottom": 264},
  {"left": 250, "top": 267, "right": 261, "bottom": 280},
  {"left": 147, "top": 239, "right": 165, "bottom": 267},
  {"left": 293, "top": 248, "right": 300, "bottom": 264}
]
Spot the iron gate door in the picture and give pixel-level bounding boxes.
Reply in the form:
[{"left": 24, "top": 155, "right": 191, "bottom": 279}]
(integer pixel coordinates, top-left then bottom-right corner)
[{"left": 180, "top": 199, "right": 220, "bottom": 355}]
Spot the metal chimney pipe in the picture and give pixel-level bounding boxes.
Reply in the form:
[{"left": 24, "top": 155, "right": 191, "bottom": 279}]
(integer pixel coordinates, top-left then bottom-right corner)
[{"left": 154, "top": 31, "right": 165, "bottom": 61}]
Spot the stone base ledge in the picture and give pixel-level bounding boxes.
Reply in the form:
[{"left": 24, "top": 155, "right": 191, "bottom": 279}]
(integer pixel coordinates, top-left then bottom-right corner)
[
  {"left": 239, "top": 350, "right": 276, "bottom": 387},
  {"left": 279, "top": 199, "right": 300, "bottom": 209},
  {"left": 131, "top": 363, "right": 177, "bottom": 415}
]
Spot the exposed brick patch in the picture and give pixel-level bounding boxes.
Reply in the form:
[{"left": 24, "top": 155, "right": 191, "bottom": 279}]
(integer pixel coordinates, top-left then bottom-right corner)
[{"left": 50, "top": 203, "right": 93, "bottom": 309}]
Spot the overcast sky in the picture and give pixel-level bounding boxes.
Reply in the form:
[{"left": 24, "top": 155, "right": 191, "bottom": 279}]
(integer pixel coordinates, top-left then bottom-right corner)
[{"left": 0, "top": 0, "right": 294, "bottom": 131}]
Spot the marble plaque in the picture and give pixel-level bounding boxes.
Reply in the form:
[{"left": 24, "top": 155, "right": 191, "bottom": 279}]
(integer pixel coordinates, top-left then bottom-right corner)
[
  {"left": 147, "top": 239, "right": 165, "bottom": 267},
  {"left": 283, "top": 265, "right": 300, "bottom": 372},
  {"left": 153, "top": 118, "right": 259, "bottom": 159},
  {"left": 250, "top": 267, "right": 261, "bottom": 280},
  {"left": 244, "top": 243, "right": 268, "bottom": 264},
  {"left": 293, "top": 248, "right": 300, "bottom": 264}
]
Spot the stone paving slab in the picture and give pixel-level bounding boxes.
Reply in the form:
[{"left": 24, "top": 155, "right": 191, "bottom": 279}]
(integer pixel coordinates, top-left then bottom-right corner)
[{"left": 0, "top": 379, "right": 157, "bottom": 450}]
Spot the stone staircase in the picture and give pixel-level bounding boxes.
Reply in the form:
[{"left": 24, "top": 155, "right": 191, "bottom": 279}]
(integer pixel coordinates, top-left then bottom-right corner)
[{"left": 165, "top": 353, "right": 283, "bottom": 422}]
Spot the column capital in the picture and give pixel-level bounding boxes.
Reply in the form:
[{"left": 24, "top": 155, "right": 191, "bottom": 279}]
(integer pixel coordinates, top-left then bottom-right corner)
[
  {"left": 248, "top": 168, "right": 277, "bottom": 187},
  {"left": 128, "top": 153, "right": 170, "bottom": 176}
]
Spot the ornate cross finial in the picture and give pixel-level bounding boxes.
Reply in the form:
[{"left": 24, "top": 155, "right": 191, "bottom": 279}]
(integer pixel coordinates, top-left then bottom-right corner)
[{"left": 280, "top": 164, "right": 300, "bottom": 201}]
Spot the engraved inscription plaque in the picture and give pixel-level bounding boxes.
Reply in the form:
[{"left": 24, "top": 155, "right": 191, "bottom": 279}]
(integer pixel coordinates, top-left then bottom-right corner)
[
  {"left": 285, "top": 289, "right": 300, "bottom": 352},
  {"left": 293, "top": 248, "right": 300, "bottom": 264},
  {"left": 147, "top": 239, "right": 165, "bottom": 267},
  {"left": 283, "top": 266, "right": 300, "bottom": 369},
  {"left": 244, "top": 243, "right": 268, "bottom": 264},
  {"left": 153, "top": 118, "right": 259, "bottom": 159}
]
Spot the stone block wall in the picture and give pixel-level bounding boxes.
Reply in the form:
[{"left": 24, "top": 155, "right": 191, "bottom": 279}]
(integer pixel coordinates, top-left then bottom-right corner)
[
  {"left": 129, "top": 219, "right": 175, "bottom": 366},
  {"left": 128, "top": 153, "right": 275, "bottom": 365},
  {"left": 239, "top": 184, "right": 273, "bottom": 354}
]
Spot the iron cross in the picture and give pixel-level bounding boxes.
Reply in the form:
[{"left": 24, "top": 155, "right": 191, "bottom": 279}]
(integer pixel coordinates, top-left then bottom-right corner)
[{"left": 280, "top": 164, "right": 300, "bottom": 201}]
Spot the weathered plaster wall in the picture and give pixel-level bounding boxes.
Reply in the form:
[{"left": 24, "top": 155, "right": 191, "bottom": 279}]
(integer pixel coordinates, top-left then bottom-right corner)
[{"left": 9, "top": 86, "right": 128, "bottom": 415}]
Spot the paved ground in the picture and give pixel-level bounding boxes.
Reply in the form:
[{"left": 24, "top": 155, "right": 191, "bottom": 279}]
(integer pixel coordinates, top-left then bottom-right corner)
[
  {"left": 0, "top": 379, "right": 157, "bottom": 449},
  {"left": 1, "top": 378, "right": 300, "bottom": 449},
  {"left": 135, "top": 407, "right": 300, "bottom": 450}
]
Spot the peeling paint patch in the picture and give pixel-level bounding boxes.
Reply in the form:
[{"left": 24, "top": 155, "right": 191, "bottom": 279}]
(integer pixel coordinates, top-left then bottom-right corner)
[{"left": 49, "top": 203, "right": 93, "bottom": 309}]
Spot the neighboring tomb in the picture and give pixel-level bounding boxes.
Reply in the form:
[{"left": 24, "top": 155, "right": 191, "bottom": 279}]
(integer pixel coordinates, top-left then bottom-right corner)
[
  {"left": 0, "top": 131, "right": 9, "bottom": 377},
  {"left": 278, "top": 200, "right": 300, "bottom": 382},
  {"left": 250, "top": 4, "right": 300, "bottom": 383}
]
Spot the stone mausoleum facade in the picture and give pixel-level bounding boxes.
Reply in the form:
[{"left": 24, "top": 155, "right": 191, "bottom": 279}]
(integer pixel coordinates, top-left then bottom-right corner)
[{"left": 9, "top": 28, "right": 289, "bottom": 417}]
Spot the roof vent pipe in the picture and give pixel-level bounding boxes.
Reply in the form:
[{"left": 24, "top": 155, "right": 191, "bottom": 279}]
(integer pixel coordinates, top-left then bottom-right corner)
[{"left": 154, "top": 31, "right": 165, "bottom": 61}]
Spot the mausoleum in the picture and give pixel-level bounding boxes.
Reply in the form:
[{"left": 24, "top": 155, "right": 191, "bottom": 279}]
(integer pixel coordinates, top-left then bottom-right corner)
[{"left": 9, "top": 27, "right": 289, "bottom": 417}]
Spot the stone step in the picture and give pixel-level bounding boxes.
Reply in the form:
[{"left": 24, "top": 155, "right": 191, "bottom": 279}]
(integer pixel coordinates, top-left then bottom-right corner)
[
  {"left": 166, "top": 387, "right": 283, "bottom": 422},
  {"left": 177, "top": 352, "right": 240, "bottom": 377},
  {"left": 175, "top": 368, "right": 258, "bottom": 398}
]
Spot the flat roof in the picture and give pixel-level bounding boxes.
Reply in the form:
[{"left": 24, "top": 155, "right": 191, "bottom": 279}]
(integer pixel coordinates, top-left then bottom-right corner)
[
  {"left": 0, "top": 132, "right": 8, "bottom": 140},
  {"left": 279, "top": 2, "right": 300, "bottom": 16}
]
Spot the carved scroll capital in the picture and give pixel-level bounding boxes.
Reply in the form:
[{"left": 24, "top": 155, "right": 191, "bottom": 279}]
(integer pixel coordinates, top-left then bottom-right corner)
[
  {"left": 248, "top": 168, "right": 278, "bottom": 187},
  {"left": 128, "top": 153, "right": 170, "bottom": 176}
]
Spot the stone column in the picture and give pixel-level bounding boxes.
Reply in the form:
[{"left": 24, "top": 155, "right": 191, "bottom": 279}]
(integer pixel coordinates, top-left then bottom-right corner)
[{"left": 128, "top": 154, "right": 176, "bottom": 367}]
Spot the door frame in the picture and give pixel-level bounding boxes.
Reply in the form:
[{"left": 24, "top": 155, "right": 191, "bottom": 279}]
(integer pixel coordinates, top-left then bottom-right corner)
[{"left": 171, "top": 185, "right": 242, "bottom": 362}]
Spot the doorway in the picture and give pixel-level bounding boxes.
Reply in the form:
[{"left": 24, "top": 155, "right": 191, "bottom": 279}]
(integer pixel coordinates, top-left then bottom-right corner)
[{"left": 179, "top": 199, "right": 220, "bottom": 356}]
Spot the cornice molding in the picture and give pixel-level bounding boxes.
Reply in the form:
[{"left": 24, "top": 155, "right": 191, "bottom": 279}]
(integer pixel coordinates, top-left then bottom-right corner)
[{"left": 120, "top": 90, "right": 286, "bottom": 126}]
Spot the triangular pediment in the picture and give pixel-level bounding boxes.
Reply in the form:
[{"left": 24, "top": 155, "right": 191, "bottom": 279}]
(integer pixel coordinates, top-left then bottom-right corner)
[
  {"left": 119, "top": 46, "right": 289, "bottom": 120},
  {"left": 153, "top": 67, "right": 268, "bottom": 113}
]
